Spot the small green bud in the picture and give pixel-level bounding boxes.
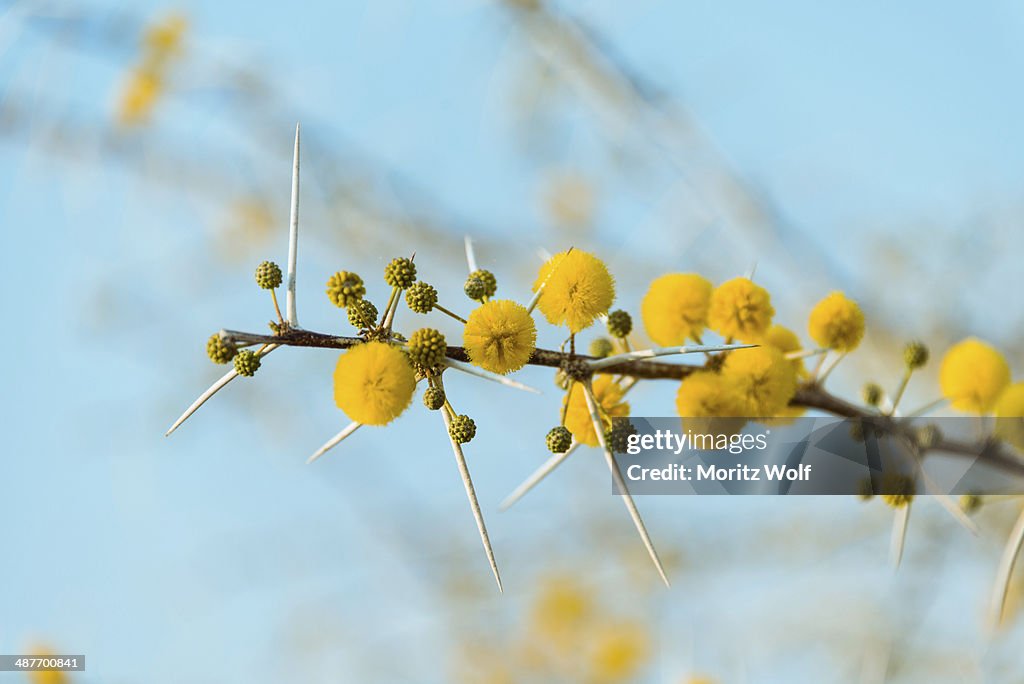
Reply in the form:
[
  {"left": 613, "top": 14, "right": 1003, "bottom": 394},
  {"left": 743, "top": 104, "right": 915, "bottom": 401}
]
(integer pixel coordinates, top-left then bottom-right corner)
[
  {"left": 604, "top": 418, "right": 637, "bottom": 454},
  {"left": 405, "top": 282, "right": 438, "bottom": 314},
  {"left": 449, "top": 414, "right": 477, "bottom": 444},
  {"left": 546, "top": 426, "right": 572, "bottom": 453},
  {"left": 423, "top": 386, "right": 446, "bottom": 411},
  {"left": 880, "top": 472, "right": 915, "bottom": 508},
  {"left": 862, "top": 382, "right": 883, "bottom": 407},
  {"left": 384, "top": 257, "right": 417, "bottom": 289},
  {"left": 233, "top": 349, "right": 261, "bottom": 377},
  {"left": 606, "top": 310, "right": 632, "bottom": 338},
  {"left": 588, "top": 337, "right": 614, "bottom": 359},
  {"left": 326, "top": 271, "right": 366, "bottom": 308},
  {"left": 960, "top": 493, "right": 982, "bottom": 514},
  {"left": 347, "top": 299, "right": 378, "bottom": 329},
  {"left": 916, "top": 424, "right": 942, "bottom": 449},
  {"left": 464, "top": 277, "right": 487, "bottom": 302},
  {"left": 467, "top": 269, "right": 497, "bottom": 298},
  {"left": 206, "top": 333, "right": 237, "bottom": 364},
  {"left": 903, "top": 341, "right": 929, "bottom": 370},
  {"left": 255, "top": 260, "right": 283, "bottom": 289},
  {"left": 408, "top": 328, "right": 447, "bottom": 369}
]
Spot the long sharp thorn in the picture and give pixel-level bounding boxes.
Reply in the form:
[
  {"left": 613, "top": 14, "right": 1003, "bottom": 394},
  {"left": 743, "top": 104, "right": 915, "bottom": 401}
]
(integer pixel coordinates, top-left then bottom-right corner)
[
  {"left": 889, "top": 503, "right": 911, "bottom": 570},
  {"left": 464, "top": 236, "right": 478, "bottom": 274},
  {"left": 307, "top": 421, "right": 362, "bottom": 464},
  {"left": 499, "top": 441, "right": 579, "bottom": 511},
  {"left": 442, "top": 407, "right": 502, "bottom": 592},
  {"left": 441, "top": 358, "right": 541, "bottom": 394},
  {"left": 582, "top": 382, "right": 669, "bottom": 587},
  {"left": 589, "top": 343, "right": 755, "bottom": 370},
  {"left": 286, "top": 123, "right": 300, "bottom": 327},
  {"left": 989, "top": 507, "right": 1024, "bottom": 629},
  {"left": 165, "top": 345, "right": 279, "bottom": 436}
]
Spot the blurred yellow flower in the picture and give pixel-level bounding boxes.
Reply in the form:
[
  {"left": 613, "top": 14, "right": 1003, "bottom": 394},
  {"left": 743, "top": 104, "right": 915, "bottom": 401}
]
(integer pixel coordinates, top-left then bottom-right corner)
[
  {"left": 807, "top": 291, "right": 865, "bottom": 352},
  {"left": 117, "top": 68, "right": 162, "bottom": 126},
  {"left": 675, "top": 371, "right": 748, "bottom": 435},
  {"left": 531, "top": 576, "right": 593, "bottom": 641},
  {"left": 143, "top": 13, "right": 188, "bottom": 61},
  {"left": 26, "top": 646, "right": 67, "bottom": 684},
  {"left": 543, "top": 171, "right": 595, "bottom": 230},
  {"left": 564, "top": 375, "right": 629, "bottom": 446},
  {"left": 939, "top": 338, "right": 1010, "bottom": 414},
  {"left": 995, "top": 382, "right": 1024, "bottom": 450},
  {"left": 722, "top": 347, "right": 797, "bottom": 417},
  {"left": 588, "top": 621, "right": 649, "bottom": 683},
  {"left": 463, "top": 299, "right": 537, "bottom": 374},
  {"left": 707, "top": 277, "right": 774, "bottom": 342},
  {"left": 641, "top": 273, "right": 713, "bottom": 346},
  {"left": 760, "top": 324, "right": 806, "bottom": 377},
  {"left": 534, "top": 250, "right": 615, "bottom": 333},
  {"left": 333, "top": 342, "right": 416, "bottom": 425}
]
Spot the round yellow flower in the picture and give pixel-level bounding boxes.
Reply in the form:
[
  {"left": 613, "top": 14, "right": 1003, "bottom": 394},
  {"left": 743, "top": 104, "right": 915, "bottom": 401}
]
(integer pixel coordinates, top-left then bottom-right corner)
[
  {"left": 995, "top": 382, "right": 1024, "bottom": 450},
  {"left": 760, "top": 323, "right": 807, "bottom": 378},
  {"left": 333, "top": 342, "right": 416, "bottom": 425},
  {"left": 675, "top": 371, "right": 748, "bottom": 434},
  {"left": 563, "top": 375, "right": 629, "bottom": 446},
  {"left": 707, "top": 277, "right": 774, "bottom": 342},
  {"left": 939, "top": 338, "right": 1011, "bottom": 414},
  {"left": 641, "top": 273, "right": 713, "bottom": 346},
  {"left": 463, "top": 299, "right": 537, "bottom": 374},
  {"left": 721, "top": 347, "right": 797, "bottom": 417},
  {"left": 807, "top": 291, "right": 865, "bottom": 352},
  {"left": 533, "top": 249, "right": 615, "bottom": 333},
  {"left": 588, "top": 621, "right": 649, "bottom": 683}
]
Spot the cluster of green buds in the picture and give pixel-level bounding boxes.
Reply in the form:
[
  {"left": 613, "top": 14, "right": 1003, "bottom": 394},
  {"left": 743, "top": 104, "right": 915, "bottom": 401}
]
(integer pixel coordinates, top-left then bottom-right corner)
[
  {"left": 449, "top": 414, "right": 477, "bottom": 444},
  {"left": 464, "top": 269, "right": 497, "bottom": 303},
  {"left": 606, "top": 309, "right": 632, "bottom": 339}
]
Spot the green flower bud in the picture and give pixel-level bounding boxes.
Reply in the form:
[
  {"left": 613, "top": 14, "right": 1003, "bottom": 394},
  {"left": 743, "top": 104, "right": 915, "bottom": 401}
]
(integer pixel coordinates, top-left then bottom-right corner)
[
  {"left": 604, "top": 418, "right": 637, "bottom": 454},
  {"left": 405, "top": 282, "right": 438, "bottom": 314},
  {"left": 606, "top": 309, "right": 632, "bottom": 338},
  {"left": 588, "top": 337, "right": 614, "bottom": 359},
  {"left": 862, "top": 382, "right": 883, "bottom": 407},
  {"left": 449, "top": 414, "right": 477, "bottom": 444},
  {"left": 880, "top": 472, "right": 915, "bottom": 508},
  {"left": 384, "top": 257, "right": 417, "bottom": 289},
  {"left": 960, "top": 493, "right": 982, "bottom": 514},
  {"left": 347, "top": 299, "right": 378, "bottom": 329},
  {"left": 423, "top": 386, "right": 446, "bottom": 411},
  {"left": 206, "top": 333, "right": 237, "bottom": 364},
  {"left": 464, "top": 276, "right": 487, "bottom": 302},
  {"left": 233, "top": 349, "right": 261, "bottom": 377},
  {"left": 467, "top": 269, "right": 497, "bottom": 298},
  {"left": 326, "top": 271, "right": 366, "bottom": 308},
  {"left": 546, "top": 426, "right": 572, "bottom": 453},
  {"left": 408, "top": 328, "right": 447, "bottom": 369},
  {"left": 903, "top": 341, "right": 929, "bottom": 370},
  {"left": 916, "top": 424, "right": 942, "bottom": 450},
  {"left": 255, "top": 260, "right": 283, "bottom": 289}
]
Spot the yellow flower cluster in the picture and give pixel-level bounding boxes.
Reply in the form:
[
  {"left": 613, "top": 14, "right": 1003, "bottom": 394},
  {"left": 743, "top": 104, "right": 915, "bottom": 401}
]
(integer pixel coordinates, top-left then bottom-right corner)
[
  {"left": 939, "top": 338, "right": 1011, "bottom": 414},
  {"left": 117, "top": 13, "right": 188, "bottom": 126},
  {"left": 808, "top": 291, "right": 865, "bottom": 352},
  {"left": 333, "top": 341, "right": 416, "bottom": 425},
  {"left": 463, "top": 299, "right": 537, "bottom": 374},
  {"left": 563, "top": 376, "right": 630, "bottom": 446},
  {"left": 534, "top": 250, "right": 615, "bottom": 333},
  {"left": 641, "top": 273, "right": 712, "bottom": 345},
  {"left": 707, "top": 277, "right": 774, "bottom": 342}
]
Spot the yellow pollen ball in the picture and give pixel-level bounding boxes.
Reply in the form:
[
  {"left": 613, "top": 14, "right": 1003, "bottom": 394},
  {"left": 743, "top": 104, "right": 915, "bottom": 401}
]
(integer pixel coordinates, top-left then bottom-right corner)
[
  {"left": 641, "top": 273, "right": 713, "bottom": 346},
  {"left": 939, "top": 338, "right": 1011, "bottom": 414},
  {"left": 707, "top": 277, "right": 774, "bottom": 342},
  {"left": 563, "top": 375, "right": 629, "bottom": 446},
  {"left": 533, "top": 250, "right": 615, "bottom": 333},
  {"left": 721, "top": 347, "right": 798, "bottom": 418},
  {"left": 333, "top": 342, "right": 416, "bottom": 426},
  {"left": 760, "top": 323, "right": 807, "bottom": 378},
  {"left": 675, "top": 371, "right": 748, "bottom": 435},
  {"left": 463, "top": 299, "right": 537, "bottom": 374},
  {"left": 807, "top": 291, "right": 865, "bottom": 352}
]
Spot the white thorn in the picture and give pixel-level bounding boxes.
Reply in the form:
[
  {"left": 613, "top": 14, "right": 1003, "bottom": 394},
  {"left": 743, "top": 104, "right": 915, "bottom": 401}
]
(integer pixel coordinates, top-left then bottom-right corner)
[
  {"left": 464, "top": 236, "right": 478, "bottom": 274},
  {"left": 165, "top": 345, "right": 279, "bottom": 436},
  {"left": 441, "top": 357, "right": 541, "bottom": 394},
  {"left": 307, "top": 421, "right": 362, "bottom": 464},
  {"left": 286, "top": 123, "right": 301, "bottom": 327},
  {"left": 589, "top": 343, "right": 755, "bottom": 370},
  {"left": 499, "top": 441, "right": 579, "bottom": 511},
  {"left": 989, "top": 506, "right": 1024, "bottom": 629},
  {"left": 889, "top": 503, "right": 911, "bottom": 570}
]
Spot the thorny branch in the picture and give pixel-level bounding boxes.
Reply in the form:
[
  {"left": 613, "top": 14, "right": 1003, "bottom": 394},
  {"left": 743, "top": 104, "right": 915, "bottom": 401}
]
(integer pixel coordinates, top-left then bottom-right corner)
[{"left": 219, "top": 327, "right": 1024, "bottom": 479}]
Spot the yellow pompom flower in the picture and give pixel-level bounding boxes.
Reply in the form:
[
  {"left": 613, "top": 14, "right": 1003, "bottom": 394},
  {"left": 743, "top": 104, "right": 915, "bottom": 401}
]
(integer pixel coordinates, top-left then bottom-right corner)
[
  {"left": 939, "top": 338, "right": 1011, "bottom": 414},
  {"left": 333, "top": 342, "right": 416, "bottom": 426},
  {"left": 707, "top": 277, "right": 774, "bottom": 342},
  {"left": 463, "top": 299, "right": 537, "bottom": 374},
  {"left": 721, "top": 347, "right": 797, "bottom": 417},
  {"left": 588, "top": 621, "right": 650, "bottom": 683},
  {"left": 533, "top": 249, "right": 615, "bottom": 333},
  {"left": 675, "top": 371, "right": 748, "bottom": 434},
  {"left": 641, "top": 273, "right": 713, "bottom": 345},
  {"left": 995, "top": 382, "right": 1024, "bottom": 450},
  {"left": 760, "top": 324, "right": 807, "bottom": 378},
  {"left": 807, "top": 291, "right": 865, "bottom": 352},
  {"left": 563, "top": 375, "right": 629, "bottom": 446}
]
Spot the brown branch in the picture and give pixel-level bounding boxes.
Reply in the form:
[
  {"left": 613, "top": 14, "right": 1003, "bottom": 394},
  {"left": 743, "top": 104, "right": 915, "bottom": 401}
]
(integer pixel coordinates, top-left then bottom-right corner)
[{"left": 220, "top": 327, "right": 1024, "bottom": 478}]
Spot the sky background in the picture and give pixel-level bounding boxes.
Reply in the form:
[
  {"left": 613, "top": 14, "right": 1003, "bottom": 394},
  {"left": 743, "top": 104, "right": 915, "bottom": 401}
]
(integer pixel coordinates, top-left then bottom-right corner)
[{"left": 1, "top": 0, "right": 1023, "bottom": 682}]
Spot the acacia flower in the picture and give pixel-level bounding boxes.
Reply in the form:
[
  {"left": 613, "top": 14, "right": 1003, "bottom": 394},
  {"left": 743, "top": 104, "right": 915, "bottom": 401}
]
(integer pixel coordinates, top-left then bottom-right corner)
[
  {"left": 641, "top": 273, "right": 712, "bottom": 345},
  {"left": 333, "top": 341, "right": 416, "bottom": 425},
  {"left": 995, "top": 382, "right": 1024, "bottom": 450},
  {"left": 721, "top": 347, "right": 797, "bottom": 417},
  {"left": 563, "top": 375, "right": 629, "bottom": 446},
  {"left": 760, "top": 324, "right": 807, "bottom": 377},
  {"left": 533, "top": 250, "right": 615, "bottom": 333},
  {"left": 807, "top": 291, "right": 865, "bottom": 352},
  {"left": 707, "top": 277, "right": 774, "bottom": 342},
  {"left": 463, "top": 299, "right": 537, "bottom": 374},
  {"left": 939, "top": 338, "right": 1010, "bottom": 414},
  {"left": 675, "top": 371, "right": 746, "bottom": 420}
]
